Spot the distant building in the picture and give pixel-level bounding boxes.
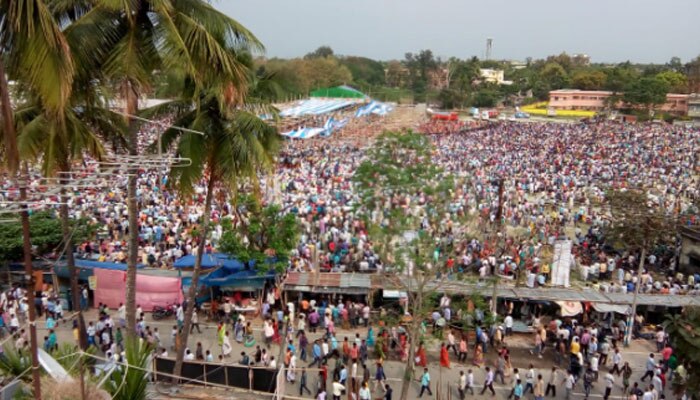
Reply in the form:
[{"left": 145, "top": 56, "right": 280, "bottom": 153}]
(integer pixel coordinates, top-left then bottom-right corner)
[
  {"left": 548, "top": 89, "right": 689, "bottom": 115},
  {"left": 688, "top": 94, "right": 700, "bottom": 124},
  {"left": 479, "top": 68, "right": 512, "bottom": 85}
]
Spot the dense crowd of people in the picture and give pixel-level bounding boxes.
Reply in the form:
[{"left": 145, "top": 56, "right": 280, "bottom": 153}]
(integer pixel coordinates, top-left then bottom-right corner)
[{"left": 1, "top": 112, "right": 699, "bottom": 398}]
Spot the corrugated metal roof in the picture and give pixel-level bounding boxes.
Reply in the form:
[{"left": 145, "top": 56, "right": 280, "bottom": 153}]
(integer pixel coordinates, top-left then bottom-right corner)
[{"left": 284, "top": 272, "right": 371, "bottom": 293}]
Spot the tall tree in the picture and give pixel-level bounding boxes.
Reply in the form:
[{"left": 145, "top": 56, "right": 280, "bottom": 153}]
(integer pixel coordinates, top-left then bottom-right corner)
[
  {"left": 354, "top": 131, "right": 469, "bottom": 400},
  {"left": 685, "top": 56, "right": 700, "bottom": 93},
  {"left": 63, "top": 0, "right": 263, "bottom": 339},
  {"left": 0, "top": 1, "right": 75, "bottom": 397},
  {"left": 304, "top": 45, "right": 334, "bottom": 59},
  {"left": 622, "top": 76, "right": 669, "bottom": 114},
  {"left": 605, "top": 188, "right": 675, "bottom": 345},
  {"left": 149, "top": 61, "right": 281, "bottom": 380},
  {"left": 663, "top": 307, "right": 700, "bottom": 398},
  {"left": 571, "top": 70, "right": 607, "bottom": 90},
  {"left": 539, "top": 62, "right": 569, "bottom": 90},
  {"left": 655, "top": 70, "right": 688, "bottom": 93}
]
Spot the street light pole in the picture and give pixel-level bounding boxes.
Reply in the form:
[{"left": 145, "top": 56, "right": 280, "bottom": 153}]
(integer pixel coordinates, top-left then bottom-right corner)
[
  {"left": 624, "top": 244, "right": 646, "bottom": 347},
  {"left": 490, "top": 178, "right": 505, "bottom": 316}
]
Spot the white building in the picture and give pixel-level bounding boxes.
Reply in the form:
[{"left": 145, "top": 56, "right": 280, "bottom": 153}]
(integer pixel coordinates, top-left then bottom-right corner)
[{"left": 479, "top": 68, "right": 512, "bottom": 85}]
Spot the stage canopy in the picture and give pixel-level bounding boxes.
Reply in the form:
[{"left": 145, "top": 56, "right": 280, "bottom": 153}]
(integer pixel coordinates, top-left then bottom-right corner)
[{"left": 278, "top": 98, "right": 361, "bottom": 118}]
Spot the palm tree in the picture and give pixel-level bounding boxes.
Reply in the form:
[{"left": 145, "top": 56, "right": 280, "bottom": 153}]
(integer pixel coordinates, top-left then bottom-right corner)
[
  {"left": 146, "top": 62, "right": 281, "bottom": 379},
  {"left": 15, "top": 97, "right": 127, "bottom": 349},
  {"left": 54, "top": 0, "right": 263, "bottom": 338},
  {"left": 0, "top": 1, "right": 74, "bottom": 398}
]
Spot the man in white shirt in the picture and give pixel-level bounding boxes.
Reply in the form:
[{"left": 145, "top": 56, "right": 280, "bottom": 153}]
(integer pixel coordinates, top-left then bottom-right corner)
[
  {"left": 331, "top": 378, "right": 345, "bottom": 400},
  {"left": 458, "top": 370, "right": 466, "bottom": 400},
  {"left": 466, "top": 369, "right": 475, "bottom": 395},
  {"left": 564, "top": 371, "right": 575, "bottom": 400},
  {"left": 504, "top": 314, "right": 514, "bottom": 336},
  {"left": 184, "top": 349, "right": 195, "bottom": 360},
  {"left": 603, "top": 372, "right": 614, "bottom": 400},
  {"left": 118, "top": 303, "right": 126, "bottom": 327}
]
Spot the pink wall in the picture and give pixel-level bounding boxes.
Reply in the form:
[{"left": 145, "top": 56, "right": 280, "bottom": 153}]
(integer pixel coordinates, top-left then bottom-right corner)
[
  {"left": 549, "top": 90, "right": 689, "bottom": 114},
  {"left": 93, "top": 269, "right": 184, "bottom": 311}
]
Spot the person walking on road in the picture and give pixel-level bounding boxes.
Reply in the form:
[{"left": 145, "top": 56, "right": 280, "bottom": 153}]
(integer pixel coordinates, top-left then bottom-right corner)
[
  {"left": 458, "top": 370, "right": 466, "bottom": 400},
  {"left": 534, "top": 374, "right": 545, "bottom": 400},
  {"left": 418, "top": 368, "right": 432, "bottom": 397},
  {"left": 641, "top": 354, "right": 656, "bottom": 382},
  {"left": 563, "top": 370, "right": 576, "bottom": 400},
  {"left": 545, "top": 367, "right": 559, "bottom": 397},
  {"left": 603, "top": 371, "right": 615, "bottom": 400},
  {"left": 299, "top": 368, "right": 312, "bottom": 396},
  {"left": 480, "top": 366, "right": 496, "bottom": 396}
]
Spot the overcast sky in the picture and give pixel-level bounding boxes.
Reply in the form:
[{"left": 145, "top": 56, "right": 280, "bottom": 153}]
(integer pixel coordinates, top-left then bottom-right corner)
[{"left": 218, "top": 0, "right": 700, "bottom": 64}]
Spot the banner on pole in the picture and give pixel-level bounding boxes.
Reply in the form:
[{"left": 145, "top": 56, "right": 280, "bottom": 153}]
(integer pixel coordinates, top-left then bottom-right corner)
[{"left": 551, "top": 240, "right": 572, "bottom": 287}]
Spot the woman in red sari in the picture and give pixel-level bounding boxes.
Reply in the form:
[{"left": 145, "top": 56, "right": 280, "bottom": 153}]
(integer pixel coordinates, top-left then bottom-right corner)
[
  {"left": 440, "top": 343, "right": 451, "bottom": 368},
  {"left": 272, "top": 319, "right": 281, "bottom": 345},
  {"left": 416, "top": 342, "right": 428, "bottom": 368}
]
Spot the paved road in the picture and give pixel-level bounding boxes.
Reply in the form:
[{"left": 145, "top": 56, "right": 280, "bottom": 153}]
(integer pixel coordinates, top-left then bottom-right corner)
[{"left": 36, "top": 310, "right": 665, "bottom": 399}]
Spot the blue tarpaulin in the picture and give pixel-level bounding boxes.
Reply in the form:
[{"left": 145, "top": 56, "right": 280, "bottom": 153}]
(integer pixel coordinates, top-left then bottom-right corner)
[
  {"left": 173, "top": 253, "right": 248, "bottom": 270},
  {"left": 173, "top": 254, "right": 222, "bottom": 269},
  {"left": 200, "top": 269, "right": 275, "bottom": 290},
  {"left": 74, "top": 259, "right": 145, "bottom": 271}
]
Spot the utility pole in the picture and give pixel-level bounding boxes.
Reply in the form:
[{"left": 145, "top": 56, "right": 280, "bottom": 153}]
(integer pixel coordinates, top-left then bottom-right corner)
[
  {"left": 490, "top": 178, "right": 505, "bottom": 316},
  {"left": 625, "top": 237, "right": 647, "bottom": 347},
  {"left": 20, "top": 164, "right": 42, "bottom": 400}
]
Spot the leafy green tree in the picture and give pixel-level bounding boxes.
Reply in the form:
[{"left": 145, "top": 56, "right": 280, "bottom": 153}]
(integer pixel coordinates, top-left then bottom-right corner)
[
  {"left": 604, "top": 63, "right": 640, "bottom": 93},
  {"left": 685, "top": 56, "right": 700, "bottom": 93},
  {"left": 655, "top": 70, "right": 688, "bottom": 93},
  {"left": 471, "top": 86, "right": 500, "bottom": 107},
  {"left": 404, "top": 50, "right": 438, "bottom": 101},
  {"left": 218, "top": 195, "right": 299, "bottom": 273},
  {"left": 385, "top": 60, "right": 406, "bottom": 88},
  {"left": 0, "top": 211, "right": 93, "bottom": 262},
  {"left": 341, "top": 56, "right": 386, "bottom": 86},
  {"left": 571, "top": 70, "right": 607, "bottom": 90},
  {"left": 57, "top": 0, "right": 263, "bottom": 340},
  {"left": 540, "top": 62, "right": 570, "bottom": 90},
  {"left": 105, "top": 339, "right": 152, "bottom": 400},
  {"left": 605, "top": 188, "right": 676, "bottom": 345},
  {"left": 264, "top": 57, "right": 353, "bottom": 94},
  {"left": 0, "top": 0, "right": 75, "bottom": 172},
  {"left": 149, "top": 54, "right": 280, "bottom": 379},
  {"left": 354, "top": 131, "right": 468, "bottom": 400},
  {"left": 664, "top": 307, "right": 700, "bottom": 398},
  {"left": 623, "top": 76, "right": 669, "bottom": 113},
  {"left": 304, "top": 45, "right": 334, "bottom": 59}
]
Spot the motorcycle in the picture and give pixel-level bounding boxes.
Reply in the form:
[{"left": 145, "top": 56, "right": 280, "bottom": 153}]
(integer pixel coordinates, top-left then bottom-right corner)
[{"left": 152, "top": 305, "right": 175, "bottom": 320}]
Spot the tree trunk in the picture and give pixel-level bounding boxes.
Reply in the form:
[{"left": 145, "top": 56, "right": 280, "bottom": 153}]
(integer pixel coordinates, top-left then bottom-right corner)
[
  {"left": 625, "top": 246, "right": 646, "bottom": 346},
  {"left": 59, "top": 167, "right": 87, "bottom": 349},
  {"left": 0, "top": 58, "right": 19, "bottom": 173},
  {"left": 124, "top": 82, "right": 139, "bottom": 339},
  {"left": 1, "top": 55, "right": 42, "bottom": 399},
  {"left": 20, "top": 165, "right": 43, "bottom": 400},
  {"left": 400, "top": 291, "right": 422, "bottom": 400},
  {"left": 173, "top": 173, "right": 215, "bottom": 381}
]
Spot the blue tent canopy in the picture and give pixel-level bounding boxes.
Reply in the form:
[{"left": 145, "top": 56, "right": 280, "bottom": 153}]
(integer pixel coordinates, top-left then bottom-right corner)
[
  {"left": 200, "top": 269, "right": 275, "bottom": 290},
  {"left": 173, "top": 253, "right": 248, "bottom": 270},
  {"left": 72, "top": 259, "right": 144, "bottom": 271},
  {"left": 173, "top": 254, "right": 221, "bottom": 269}
]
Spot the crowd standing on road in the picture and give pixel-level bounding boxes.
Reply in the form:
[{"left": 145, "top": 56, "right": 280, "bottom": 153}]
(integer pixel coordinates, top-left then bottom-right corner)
[{"left": 1, "top": 117, "right": 699, "bottom": 400}]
